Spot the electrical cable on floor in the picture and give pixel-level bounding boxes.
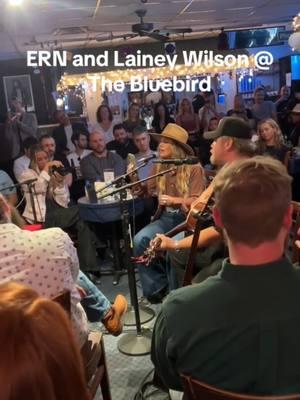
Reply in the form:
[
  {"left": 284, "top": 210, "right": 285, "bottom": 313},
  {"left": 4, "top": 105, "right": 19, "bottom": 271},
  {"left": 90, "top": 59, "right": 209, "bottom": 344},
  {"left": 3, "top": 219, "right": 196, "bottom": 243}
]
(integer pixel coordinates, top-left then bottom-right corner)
[{"left": 133, "top": 368, "right": 171, "bottom": 400}]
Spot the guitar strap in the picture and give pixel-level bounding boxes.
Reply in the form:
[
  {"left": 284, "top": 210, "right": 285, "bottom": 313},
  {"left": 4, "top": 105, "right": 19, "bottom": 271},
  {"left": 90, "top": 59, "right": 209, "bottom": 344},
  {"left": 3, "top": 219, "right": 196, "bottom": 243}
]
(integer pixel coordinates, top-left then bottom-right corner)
[{"left": 182, "top": 181, "right": 215, "bottom": 286}]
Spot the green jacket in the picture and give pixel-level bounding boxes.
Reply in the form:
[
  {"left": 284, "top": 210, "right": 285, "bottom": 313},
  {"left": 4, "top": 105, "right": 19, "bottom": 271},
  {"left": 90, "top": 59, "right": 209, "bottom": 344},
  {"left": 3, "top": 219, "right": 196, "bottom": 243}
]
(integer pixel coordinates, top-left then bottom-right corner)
[{"left": 151, "top": 257, "right": 300, "bottom": 394}]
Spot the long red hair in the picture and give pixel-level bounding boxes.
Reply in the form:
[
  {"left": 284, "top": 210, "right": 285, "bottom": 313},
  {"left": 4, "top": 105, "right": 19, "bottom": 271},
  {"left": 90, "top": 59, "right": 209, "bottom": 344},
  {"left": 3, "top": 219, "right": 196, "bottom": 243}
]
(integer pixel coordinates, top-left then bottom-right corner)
[{"left": 0, "top": 282, "right": 90, "bottom": 400}]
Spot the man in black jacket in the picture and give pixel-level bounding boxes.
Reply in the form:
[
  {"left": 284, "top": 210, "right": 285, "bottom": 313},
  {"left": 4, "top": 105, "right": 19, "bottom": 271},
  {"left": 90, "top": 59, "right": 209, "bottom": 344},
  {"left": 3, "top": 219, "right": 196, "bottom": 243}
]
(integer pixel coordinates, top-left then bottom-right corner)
[{"left": 107, "top": 123, "right": 138, "bottom": 159}]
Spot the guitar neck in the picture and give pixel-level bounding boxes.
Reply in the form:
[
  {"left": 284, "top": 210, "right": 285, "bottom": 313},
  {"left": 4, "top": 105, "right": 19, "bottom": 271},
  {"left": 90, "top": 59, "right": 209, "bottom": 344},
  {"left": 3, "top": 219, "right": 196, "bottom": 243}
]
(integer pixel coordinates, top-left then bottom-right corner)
[{"left": 165, "top": 222, "right": 188, "bottom": 238}]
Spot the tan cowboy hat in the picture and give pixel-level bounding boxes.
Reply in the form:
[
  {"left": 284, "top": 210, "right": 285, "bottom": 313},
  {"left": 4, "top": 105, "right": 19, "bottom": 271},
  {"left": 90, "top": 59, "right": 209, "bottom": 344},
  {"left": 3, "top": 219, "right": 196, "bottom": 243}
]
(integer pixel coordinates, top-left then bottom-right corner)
[
  {"left": 290, "top": 104, "right": 300, "bottom": 114},
  {"left": 151, "top": 123, "right": 194, "bottom": 156}
]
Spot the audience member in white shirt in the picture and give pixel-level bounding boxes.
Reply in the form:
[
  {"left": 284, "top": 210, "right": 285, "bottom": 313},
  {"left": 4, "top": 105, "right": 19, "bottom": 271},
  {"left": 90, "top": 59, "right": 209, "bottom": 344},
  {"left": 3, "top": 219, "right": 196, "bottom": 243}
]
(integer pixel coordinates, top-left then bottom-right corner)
[
  {"left": 67, "top": 131, "right": 91, "bottom": 178},
  {"left": 13, "top": 136, "right": 38, "bottom": 182},
  {"left": 0, "top": 194, "right": 127, "bottom": 347}
]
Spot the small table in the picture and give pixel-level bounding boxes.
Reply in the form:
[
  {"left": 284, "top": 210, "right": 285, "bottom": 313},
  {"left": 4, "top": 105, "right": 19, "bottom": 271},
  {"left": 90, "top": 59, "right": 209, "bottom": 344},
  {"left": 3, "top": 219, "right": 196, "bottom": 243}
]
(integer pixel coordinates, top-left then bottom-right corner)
[{"left": 78, "top": 196, "right": 144, "bottom": 285}]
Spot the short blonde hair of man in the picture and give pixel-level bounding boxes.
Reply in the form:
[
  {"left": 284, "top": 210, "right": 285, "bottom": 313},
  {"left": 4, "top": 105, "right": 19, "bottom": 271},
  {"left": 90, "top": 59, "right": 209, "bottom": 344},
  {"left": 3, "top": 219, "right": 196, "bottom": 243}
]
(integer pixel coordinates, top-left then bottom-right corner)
[{"left": 214, "top": 156, "right": 292, "bottom": 247}]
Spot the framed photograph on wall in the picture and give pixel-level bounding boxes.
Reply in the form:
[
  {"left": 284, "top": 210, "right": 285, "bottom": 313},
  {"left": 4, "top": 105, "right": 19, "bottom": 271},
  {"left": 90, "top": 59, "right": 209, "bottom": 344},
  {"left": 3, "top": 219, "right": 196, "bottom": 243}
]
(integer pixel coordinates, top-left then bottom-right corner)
[{"left": 3, "top": 74, "right": 35, "bottom": 112}]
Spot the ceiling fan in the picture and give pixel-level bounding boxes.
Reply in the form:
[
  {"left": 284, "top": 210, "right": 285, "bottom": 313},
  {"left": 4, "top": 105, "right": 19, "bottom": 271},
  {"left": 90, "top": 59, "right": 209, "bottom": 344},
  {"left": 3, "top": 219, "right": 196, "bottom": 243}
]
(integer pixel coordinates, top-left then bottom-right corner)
[{"left": 97, "top": 9, "right": 192, "bottom": 42}]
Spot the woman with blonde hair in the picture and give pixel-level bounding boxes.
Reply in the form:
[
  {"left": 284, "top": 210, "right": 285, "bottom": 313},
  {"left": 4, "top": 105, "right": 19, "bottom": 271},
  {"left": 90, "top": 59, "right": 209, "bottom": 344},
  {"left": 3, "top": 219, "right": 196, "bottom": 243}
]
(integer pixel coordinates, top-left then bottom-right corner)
[
  {"left": 176, "top": 98, "right": 200, "bottom": 145},
  {"left": 20, "top": 144, "right": 99, "bottom": 274},
  {"left": 133, "top": 123, "right": 205, "bottom": 303},
  {"left": 123, "top": 103, "right": 146, "bottom": 135},
  {"left": 257, "top": 118, "right": 290, "bottom": 168},
  {"left": 0, "top": 282, "right": 89, "bottom": 400}
]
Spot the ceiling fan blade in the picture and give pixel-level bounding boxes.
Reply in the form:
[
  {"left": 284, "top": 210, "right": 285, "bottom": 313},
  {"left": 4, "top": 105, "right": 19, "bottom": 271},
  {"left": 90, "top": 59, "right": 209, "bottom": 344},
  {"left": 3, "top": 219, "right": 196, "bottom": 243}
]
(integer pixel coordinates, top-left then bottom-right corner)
[
  {"left": 95, "top": 33, "right": 138, "bottom": 42},
  {"left": 164, "top": 28, "right": 192, "bottom": 34},
  {"left": 143, "top": 31, "right": 169, "bottom": 41}
]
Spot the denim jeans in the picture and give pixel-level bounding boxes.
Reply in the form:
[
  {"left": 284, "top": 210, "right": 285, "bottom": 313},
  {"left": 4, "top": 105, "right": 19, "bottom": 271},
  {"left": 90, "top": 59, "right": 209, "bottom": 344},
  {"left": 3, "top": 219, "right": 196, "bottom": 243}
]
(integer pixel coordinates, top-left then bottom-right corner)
[
  {"left": 133, "top": 211, "right": 185, "bottom": 298},
  {"left": 77, "top": 271, "right": 111, "bottom": 322}
]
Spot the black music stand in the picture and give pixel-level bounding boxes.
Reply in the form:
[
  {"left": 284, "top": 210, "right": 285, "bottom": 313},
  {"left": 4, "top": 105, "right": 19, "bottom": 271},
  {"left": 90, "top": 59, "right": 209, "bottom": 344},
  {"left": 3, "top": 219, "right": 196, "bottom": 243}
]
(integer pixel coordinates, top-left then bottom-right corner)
[{"left": 98, "top": 167, "right": 176, "bottom": 356}]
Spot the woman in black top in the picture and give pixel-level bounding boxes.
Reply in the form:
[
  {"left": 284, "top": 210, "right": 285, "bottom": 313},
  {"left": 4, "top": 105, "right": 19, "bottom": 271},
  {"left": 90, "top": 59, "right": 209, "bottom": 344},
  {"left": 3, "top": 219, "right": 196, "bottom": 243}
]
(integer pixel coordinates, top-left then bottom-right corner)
[
  {"left": 151, "top": 102, "right": 174, "bottom": 134},
  {"left": 227, "top": 94, "right": 254, "bottom": 125},
  {"left": 257, "top": 118, "right": 290, "bottom": 168}
]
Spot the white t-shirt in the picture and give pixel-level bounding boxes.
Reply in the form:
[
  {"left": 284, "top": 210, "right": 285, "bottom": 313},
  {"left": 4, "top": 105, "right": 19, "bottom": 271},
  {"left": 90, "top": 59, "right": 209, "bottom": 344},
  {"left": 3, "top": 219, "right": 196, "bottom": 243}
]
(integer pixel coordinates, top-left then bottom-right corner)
[
  {"left": 91, "top": 122, "right": 114, "bottom": 143},
  {"left": 13, "top": 154, "right": 30, "bottom": 182},
  {"left": 67, "top": 149, "right": 92, "bottom": 167},
  {"left": 198, "top": 106, "right": 217, "bottom": 132}
]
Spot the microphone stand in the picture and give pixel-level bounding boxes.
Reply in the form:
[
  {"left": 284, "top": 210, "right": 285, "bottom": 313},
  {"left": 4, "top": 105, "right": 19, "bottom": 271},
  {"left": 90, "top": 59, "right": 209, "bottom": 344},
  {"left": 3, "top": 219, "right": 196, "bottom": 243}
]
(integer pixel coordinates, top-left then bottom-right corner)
[
  {"left": 27, "top": 182, "right": 38, "bottom": 224},
  {"left": 95, "top": 163, "right": 147, "bottom": 195},
  {"left": 99, "top": 166, "right": 176, "bottom": 356},
  {"left": 1, "top": 181, "right": 38, "bottom": 224},
  {"left": 96, "top": 161, "right": 156, "bottom": 325}
]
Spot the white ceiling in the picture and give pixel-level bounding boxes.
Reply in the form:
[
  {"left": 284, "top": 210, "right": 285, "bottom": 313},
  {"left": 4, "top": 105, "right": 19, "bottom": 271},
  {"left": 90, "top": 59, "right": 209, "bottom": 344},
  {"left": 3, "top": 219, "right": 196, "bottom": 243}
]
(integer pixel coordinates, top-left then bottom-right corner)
[{"left": 0, "top": 0, "right": 299, "bottom": 59}]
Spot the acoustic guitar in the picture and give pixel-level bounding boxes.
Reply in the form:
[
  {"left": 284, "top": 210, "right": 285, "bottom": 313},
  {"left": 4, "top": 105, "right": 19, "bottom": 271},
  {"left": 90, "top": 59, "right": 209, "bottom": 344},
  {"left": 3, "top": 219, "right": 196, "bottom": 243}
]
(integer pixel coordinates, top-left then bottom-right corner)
[{"left": 132, "top": 182, "right": 215, "bottom": 266}]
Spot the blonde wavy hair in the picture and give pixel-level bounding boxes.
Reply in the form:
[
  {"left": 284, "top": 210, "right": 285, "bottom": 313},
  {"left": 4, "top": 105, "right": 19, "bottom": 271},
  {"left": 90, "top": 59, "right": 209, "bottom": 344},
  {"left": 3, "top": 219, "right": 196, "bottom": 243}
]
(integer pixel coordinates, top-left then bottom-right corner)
[
  {"left": 29, "top": 144, "right": 49, "bottom": 173},
  {"left": 258, "top": 118, "right": 284, "bottom": 150},
  {"left": 155, "top": 142, "right": 192, "bottom": 197},
  {"left": 178, "top": 98, "right": 194, "bottom": 116}
]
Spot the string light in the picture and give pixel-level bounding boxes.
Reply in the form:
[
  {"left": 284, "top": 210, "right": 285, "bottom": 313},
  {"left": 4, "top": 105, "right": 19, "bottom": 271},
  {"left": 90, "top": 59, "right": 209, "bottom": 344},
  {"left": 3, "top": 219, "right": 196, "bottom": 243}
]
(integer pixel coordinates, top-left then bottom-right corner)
[{"left": 58, "top": 59, "right": 256, "bottom": 89}]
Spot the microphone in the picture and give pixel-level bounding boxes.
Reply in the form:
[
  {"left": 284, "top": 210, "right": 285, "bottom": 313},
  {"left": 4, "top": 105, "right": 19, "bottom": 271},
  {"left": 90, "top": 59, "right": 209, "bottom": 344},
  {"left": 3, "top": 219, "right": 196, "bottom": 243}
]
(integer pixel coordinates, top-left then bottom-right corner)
[
  {"left": 153, "top": 157, "right": 199, "bottom": 165},
  {"left": 20, "top": 178, "right": 38, "bottom": 185},
  {"left": 137, "top": 154, "right": 157, "bottom": 164}
]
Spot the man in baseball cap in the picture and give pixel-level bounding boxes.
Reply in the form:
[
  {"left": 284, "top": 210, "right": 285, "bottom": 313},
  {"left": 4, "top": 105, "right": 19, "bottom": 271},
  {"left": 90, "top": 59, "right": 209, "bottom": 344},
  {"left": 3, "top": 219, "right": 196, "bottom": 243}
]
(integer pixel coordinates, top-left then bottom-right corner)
[
  {"left": 203, "top": 116, "right": 252, "bottom": 140},
  {"left": 203, "top": 117, "right": 255, "bottom": 167}
]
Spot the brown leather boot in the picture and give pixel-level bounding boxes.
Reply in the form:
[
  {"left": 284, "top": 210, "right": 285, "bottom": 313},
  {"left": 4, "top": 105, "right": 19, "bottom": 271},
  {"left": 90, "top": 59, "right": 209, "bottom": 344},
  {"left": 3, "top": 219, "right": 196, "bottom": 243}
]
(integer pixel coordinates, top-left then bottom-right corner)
[{"left": 102, "top": 295, "right": 128, "bottom": 336}]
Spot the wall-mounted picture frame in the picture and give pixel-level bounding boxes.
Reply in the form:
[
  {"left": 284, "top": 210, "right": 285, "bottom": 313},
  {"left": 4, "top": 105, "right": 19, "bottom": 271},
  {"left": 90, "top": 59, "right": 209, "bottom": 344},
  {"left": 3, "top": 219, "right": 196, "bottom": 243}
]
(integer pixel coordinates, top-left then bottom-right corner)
[{"left": 3, "top": 74, "right": 35, "bottom": 112}]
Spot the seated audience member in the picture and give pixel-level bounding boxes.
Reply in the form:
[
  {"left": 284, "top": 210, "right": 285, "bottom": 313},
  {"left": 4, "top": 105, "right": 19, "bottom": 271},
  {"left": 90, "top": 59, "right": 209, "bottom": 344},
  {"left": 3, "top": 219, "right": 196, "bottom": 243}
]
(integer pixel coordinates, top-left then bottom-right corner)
[
  {"left": 0, "top": 169, "right": 17, "bottom": 206},
  {"left": 257, "top": 119, "right": 290, "bottom": 167},
  {"left": 192, "top": 90, "right": 205, "bottom": 114},
  {"left": 290, "top": 104, "right": 300, "bottom": 147},
  {"left": 39, "top": 134, "right": 72, "bottom": 187},
  {"left": 92, "top": 104, "right": 114, "bottom": 143},
  {"left": 276, "top": 85, "right": 291, "bottom": 112},
  {"left": 276, "top": 86, "right": 292, "bottom": 139},
  {"left": 207, "top": 116, "right": 219, "bottom": 132},
  {"left": 227, "top": 94, "right": 254, "bottom": 126},
  {"left": 155, "top": 118, "right": 256, "bottom": 287},
  {"left": 132, "top": 126, "right": 158, "bottom": 225},
  {"left": 123, "top": 103, "right": 146, "bottom": 136},
  {"left": 251, "top": 87, "right": 277, "bottom": 125},
  {"left": 176, "top": 98, "right": 200, "bottom": 144},
  {"left": 19, "top": 145, "right": 99, "bottom": 276},
  {"left": 52, "top": 110, "right": 87, "bottom": 159},
  {"left": 197, "top": 117, "right": 218, "bottom": 167},
  {"left": 80, "top": 131, "right": 126, "bottom": 182},
  {"left": 66, "top": 130, "right": 91, "bottom": 201},
  {"left": 198, "top": 91, "right": 219, "bottom": 132},
  {"left": 287, "top": 83, "right": 300, "bottom": 112},
  {"left": 13, "top": 136, "right": 38, "bottom": 182},
  {"left": 40, "top": 133, "right": 66, "bottom": 164},
  {"left": 0, "top": 194, "right": 128, "bottom": 345},
  {"left": 0, "top": 282, "right": 90, "bottom": 400},
  {"left": 67, "top": 130, "right": 91, "bottom": 169},
  {"left": 152, "top": 102, "right": 175, "bottom": 134},
  {"left": 107, "top": 123, "right": 138, "bottom": 159},
  {"left": 133, "top": 124, "right": 205, "bottom": 303},
  {"left": 133, "top": 126, "right": 157, "bottom": 180},
  {"left": 152, "top": 156, "right": 300, "bottom": 395}
]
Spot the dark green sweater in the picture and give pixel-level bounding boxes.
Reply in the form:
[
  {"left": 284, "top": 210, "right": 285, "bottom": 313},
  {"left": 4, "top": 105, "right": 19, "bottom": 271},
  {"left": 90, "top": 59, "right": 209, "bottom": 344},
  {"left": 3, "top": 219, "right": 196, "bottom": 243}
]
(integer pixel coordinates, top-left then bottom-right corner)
[{"left": 151, "top": 257, "right": 300, "bottom": 394}]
